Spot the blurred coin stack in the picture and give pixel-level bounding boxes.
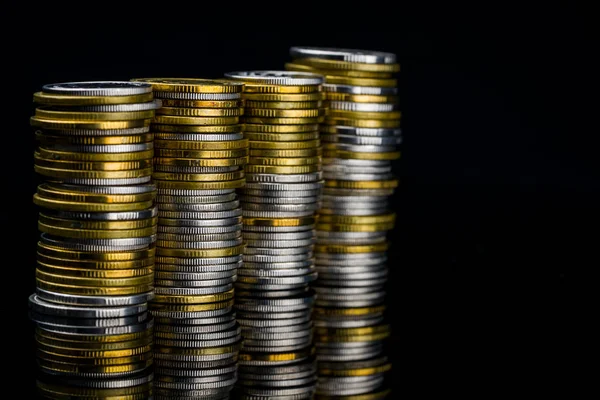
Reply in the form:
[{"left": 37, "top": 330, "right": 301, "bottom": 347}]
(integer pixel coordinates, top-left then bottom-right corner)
[
  {"left": 224, "top": 71, "right": 326, "bottom": 400},
  {"left": 29, "top": 82, "right": 159, "bottom": 399},
  {"left": 287, "top": 48, "right": 400, "bottom": 398},
  {"left": 130, "top": 78, "right": 247, "bottom": 400}
]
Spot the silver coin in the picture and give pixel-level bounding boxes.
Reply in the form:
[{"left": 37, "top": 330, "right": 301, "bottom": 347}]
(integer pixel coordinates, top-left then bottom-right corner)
[
  {"left": 315, "top": 298, "right": 385, "bottom": 308},
  {"left": 318, "top": 374, "right": 386, "bottom": 386},
  {"left": 41, "top": 233, "right": 155, "bottom": 247},
  {"left": 155, "top": 164, "right": 241, "bottom": 174},
  {"left": 235, "top": 288, "right": 309, "bottom": 299},
  {"left": 155, "top": 238, "right": 242, "bottom": 249},
  {"left": 326, "top": 125, "right": 402, "bottom": 137},
  {"left": 237, "top": 267, "right": 315, "bottom": 279},
  {"left": 156, "top": 323, "right": 237, "bottom": 337},
  {"left": 315, "top": 252, "right": 386, "bottom": 261},
  {"left": 243, "top": 181, "right": 324, "bottom": 191},
  {"left": 60, "top": 372, "right": 154, "bottom": 389},
  {"left": 336, "top": 134, "right": 402, "bottom": 146},
  {"left": 240, "top": 321, "right": 312, "bottom": 334},
  {"left": 316, "top": 265, "right": 388, "bottom": 276},
  {"left": 155, "top": 333, "right": 242, "bottom": 348},
  {"left": 154, "top": 352, "right": 238, "bottom": 362},
  {"left": 323, "top": 187, "right": 394, "bottom": 197},
  {"left": 158, "top": 200, "right": 240, "bottom": 212},
  {"left": 242, "top": 225, "right": 315, "bottom": 233},
  {"left": 40, "top": 142, "right": 153, "bottom": 153},
  {"left": 235, "top": 283, "right": 313, "bottom": 291},
  {"left": 155, "top": 358, "right": 237, "bottom": 370},
  {"left": 315, "top": 259, "right": 387, "bottom": 269},
  {"left": 158, "top": 209, "right": 242, "bottom": 220},
  {"left": 155, "top": 133, "right": 244, "bottom": 141},
  {"left": 323, "top": 157, "right": 391, "bottom": 167},
  {"left": 316, "top": 350, "right": 383, "bottom": 362},
  {"left": 43, "top": 81, "right": 152, "bottom": 96},
  {"left": 322, "top": 164, "right": 392, "bottom": 174},
  {"left": 236, "top": 309, "right": 310, "bottom": 320},
  {"left": 323, "top": 173, "right": 394, "bottom": 182},
  {"left": 236, "top": 292, "right": 315, "bottom": 308},
  {"left": 238, "top": 366, "right": 315, "bottom": 381},
  {"left": 313, "top": 286, "right": 384, "bottom": 295},
  {"left": 318, "top": 209, "right": 390, "bottom": 217},
  {"left": 154, "top": 387, "right": 232, "bottom": 399},
  {"left": 244, "top": 238, "right": 316, "bottom": 249},
  {"left": 156, "top": 193, "right": 237, "bottom": 204},
  {"left": 157, "top": 188, "right": 234, "bottom": 196},
  {"left": 315, "top": 290, "right": 385, "bottom": 303},
  {"left": 153, "top": 91, "right": 241, "bottom": 100},
  {"left": 155, "top": 325, "right": 240, "bottom": 340},
  {"left": 243, "top": 252, "right": 312, "bottom": 263},
  {"left": 236, "top": 273, "right": 316, "bottom": 285},
  {"left": 320, "top": 200, "right": 388, "bottom": 209},
  {"left": 317, "top": 379, "right": 384, "bottom": 396},
  {"left": 236, "top": 383, "right": 317, "bottom": 397},
  {"left": 156, "top": 255, "right": 242, "bottom": 266},
  {"left": 290, "top": 47, "right": 396, "bottom": 64},
  {"left": 154, "top": 374, "right": 237, "bottom": 390},
  {"left": 74, "top": 100, "right": 162, "bottom": 112},
  {"left": 320, "top": 194, "right": 388, "bottom": 203},
  {"left": 35, "top": 126, "right": 151, "bottom": 137},
  {"left": 225, "top": 70, "right": 323, "bottom": 86},
  {"left": 154, "top": 314, "right": 235, "bottom": 329},
  {"left": 243, "top": 246, "right": 313, "bottom": 256},
  {"left": 239, "top": 189, "right": 321, "bottom": 198},
  {"left": 35, "top": 288, "right": 154, "bottom": 307},
  {"left": 156, "top": 364, "right": 237, "bottom": 378},
  {"left": 242, "top": 202, "right": 319, "bottom": 213},
  {"left": 32, "top": 315, "right": 153, "bottom": 335},
  {"left": 318, "top": 278, "right": 387, "bottom": 288},
  {"left": 241, "top": 328, "right": 313, "bottom": 341},
  {"left": 47, "top": 206, "right": 157, "bottom": 221},
  {"left": 242, "top": 210, "right": 316, "bottom": 218},
  {"left": 159, "top": 216, "right": 242, "bottom": 227},
  {"left": 241, "top": 260, "right": 313, "bottom": 270},
  {"left": 313, "top": 317, "right": 385, "bottom": 329},
  {"left": 45, "top": 183, "right": 156, "bottom": 195},
  {"left": 239, "top": 195, "right": 319, "bottom": 205},
  {"left": 157, "top": 231, "right": 241, "bottom": 242},
  {"left": 237, "top": 314, "right": 311, "bottom": 328},
  {"left": 246, "top": 172, "right": 322, "bottom": 184},
  {"left": 152, "top": 307, "right": 233, "bottom": 319},
  {"left": 328, "top": 101, "right": 399, "bottom": 112},
  {"left": 317, "top": 356, "right": 388, "bottom": 370},
  {"left": 155, "top": 269, "right": 237, "bottom": 281},
  {"left": 28, "top": 294, "right": 147, "bottom": 318},
  {"left": 38, "top": 364, "right": 149, "bottom": 379},
  {"left": 238, "top": 356, "right": 311, "bottom": 368},
  {"left": 317, "top": 339, "right": 386, "bottom": 349},
  {"left": 333, "top": 143, "right": 397, "bottom": 153},
  {"left": 237, "top": 375, "right": 316, "bottom": 388},
  {"left": 156, "top": 261, "right": 241, "bottom": 274},
  {"left": 31, "top": 311, "right": 148, "bottom": 328},
  {"left": 154, "top": 277, "right": 236, "bottom": 287},
  {"left": 39, "top": 234, "right": 153, "bottom": 252},
  {"left": 316, "top": 231, "right": 387, "bottom": 240},
  {"left": 61, "top": 176, "right": 152, "bottom": 186},
  {"left": 158, "top": 224, "right": 242, "bottom": 235},
  {"left": 323, "top": 83, "right": 398, "bottom": 95},
  {"left": 154, "top": 285, "right": 233, "bottom": 296}
]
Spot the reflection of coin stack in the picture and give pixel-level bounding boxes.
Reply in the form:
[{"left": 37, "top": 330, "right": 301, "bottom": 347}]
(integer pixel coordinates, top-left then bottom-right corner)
[
  {"left": 130, "top": 78, "right": 247, "bottom": 399},
  {"left": 28, "top": 82, "right": 159, "bottom": 399},
  {"left": 224, "top": 71, "right": 325, "bottom": 400},
  {"left": 287, "top": 48, "right": 401, "bottom": 398}
]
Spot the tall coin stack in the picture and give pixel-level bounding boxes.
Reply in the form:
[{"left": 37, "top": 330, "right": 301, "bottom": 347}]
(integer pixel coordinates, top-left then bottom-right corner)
[
  {"left": 287, "top": 48, "right": 401, "bottom": 398},
  {"left": 224, "top": 71, "right": 326, "bottom": 400},
  {"left": 28, "top": 82, "right": 159, "bottom": 399},
  {"left": 130, "top": 78, "right": 247, "bottom": 400}
]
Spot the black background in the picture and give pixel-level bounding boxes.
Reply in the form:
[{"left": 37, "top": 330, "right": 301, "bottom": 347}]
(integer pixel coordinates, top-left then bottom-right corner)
[{"left": 6, "top": 4, "right": 585, "bottom": 396}]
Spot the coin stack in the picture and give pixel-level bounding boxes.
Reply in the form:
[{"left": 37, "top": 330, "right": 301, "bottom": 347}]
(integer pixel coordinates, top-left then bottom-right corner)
[
  {"left": 287, "top": 48, "right": 401, "bottom": 398},
  {"left": 130, "top": 78, "right": 247, "bottom": 400},
  {"left": 28, "top": 82, "right": 159, "bottom": 399},
  {"left": 223, "top": 71, "right": 326, "bottom": 400}
]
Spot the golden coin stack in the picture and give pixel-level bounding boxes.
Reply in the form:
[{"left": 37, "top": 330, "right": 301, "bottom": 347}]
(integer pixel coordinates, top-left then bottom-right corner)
[
  {"left": 287, "top": 48, "right": 400, "bottom": 398},
  {"left": 130, "top": 78, "right": 246, "bottom": 400},
  {"left": 28, "top": 82, "right": 159, "bottom": 399},
  {"left": 223, "top": 71, "right": 325, "bottom": 399}
]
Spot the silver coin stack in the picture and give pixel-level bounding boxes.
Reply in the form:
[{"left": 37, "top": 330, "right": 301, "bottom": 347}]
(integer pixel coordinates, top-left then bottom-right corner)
[
  {"left": 224, "top": 71, "right": 326, "bottom": 400},
  {"left": 28, "top": 82, "right": 159, "bottom": 399},
  {"left": 130, "top": 78, "right": 247, "bottom": 400},
  {"left": 287, "top": 48, "right": 401, "bottom": 398}
]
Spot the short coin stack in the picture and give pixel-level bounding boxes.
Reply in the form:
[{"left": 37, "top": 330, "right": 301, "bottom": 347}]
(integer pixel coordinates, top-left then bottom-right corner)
[
  {"left": 287, "top": 47, "right": 400, "bottom": 398},
  {"left": 224, "top": 71, "right": 326, "bottom": 400},
  {"left": 29, "top": 82, "right": 159, "bottom": 399},
  {"left": 130, "top": 78, "right": 247, "bottom": 400}
]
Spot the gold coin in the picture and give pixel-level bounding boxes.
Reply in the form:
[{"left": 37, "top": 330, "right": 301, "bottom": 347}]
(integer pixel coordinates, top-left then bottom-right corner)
[
  {"left": 37, "top": 253, "right": 154, "bottom": 271},
  {"left": 36, "top": 348, "right": 152, "bottom": 365},
  {"left": 316, "top": 222, "right": 395, "bottom": 232},
  {"left": 335, "top": 150, "right": 401, "bottom": 160},
  {"left": 34, "top": 154, "right": 152, "bottom": 171},
  {"left": 159, "top": 99, "right": 243, "bottom": 108},
  {"left": 38, "top": 213, "right": 157, "bottom": 230},
  {"left": 131, "top": 78, "right": 243, "bottom": 93},
  {"left": 36, "top": 358, "right": 153, "bottom": 375},
  {"left": 152, "top": 124, "right": 243, "bottom": 133},
  {"left": 328, "top": 110, "right": 402, "bottom": 120},
  {"left": 244, "top": 164, "right": 321, "bottom": 174},
  {"left": 245, "top": 132, "right": 319, "bottom": 142},
  {"left": 153, "top": 289, "right": 234, "bottom": 304},
  {"left": 33, "top": 194, "right": 154, "bottom": 212},
  {"left": 243, "top": 123, "right": 320, "bottom": 133},
  {"left": 242, "top": 217, "right": 316, "bottom": 227},
  {"left": 317, "top": 214, "right": 396, "bottom": 225},
  {"left": 33, "top": 91, "right": 154, "bottom": 106},
  {"left": 156, "top": 244, "right": 245, "bottom": 258},
  {"left": 153, "top": 115, "right": 239, "bottom": 125},
  {"left": 244, "top": 100, "right": 322, "bottom": 109},
  {"left": 242, "top": 92, "right": 325, "bottom": 101},
  {"left": 35, "top": 279, "right": 153, "bottom": 296},
  {"left": 38, "top": 222, "right": 157, "bottom": 240},
  {"left": 154, "top": 156, "right": 248, "bottom": 167},
  {"left": 240, "top": 84, "right": 320, "bottom": 94},
  {"left": 313, "top": 305, "right": 386, "bottom": 316},
  {"left": 243, "top": 108, "right": 323, "bottom": 118},
  {"left": 37, "top": 242, "right": 154, "bottom": 261},
  {"left": 315, "top": 331, "right": 390, "bottom": 343},
  {"left": 239, "top": 347, "right": 313, "bottom": 362},
  {"left": 292, "top": 57, "right": 401, "bottom": 73},
  {"left": 248, "top": 156, "right": 321, "bottom": 166},
  {"left": 154, "top": 138, "right": 248, "bottom": 150},
  {"left": 155, "top": 148, "right": 248, "bottom": 159},
  {"left": 36, "top": 269, "right": 154, "bottom": 287},
  {"left": 35, "top": 108, "right": 155, "bottom": 121},
  {"left": 318, "top": 363, "right": 392, "bottom": 377},
  {"left": 36, "top": 262, "right": 153, "bottom": 278},
  {"left": 153, "top": 178, "right": 245, "bottom": 190},
  {"left": 150, "top": 299, "right": 234, "bottom": 312},
  {"left": 156, "top": 107, "right": 243, "bottom": 117},
  {"left": 286, "top": 62, "right": 393, "bottom": 78},
  {"left": 34, "top": 165, "right": 153, "bottom": 179},
  {"left": 314, "top": 389, "right": 391, "bottom": 400},
  {"left": 36, "top": 183, "right": 155, "bottom": 203},
  {"left": 248, "top": 139, "right": 320, "bottom": 150},
  {"left": 315, "top": 325, "right": 390, "bottom": 336},
  {"left": 324, "top": 179, "right": 398, "bottom": 189},
  {"left": 323, "top": 117, "right": 400, "bottom": 128},
  {"left": 242, "top": 116, "right": 324, "bottom": 125},
  {"left": 31, "top": 117, "right": 151, "bottom": 130},
  {"left": 153, "top": 170, "right": 244, "bottom": 182},
  {"left": 37, "top": 147, "right": 154, "bottom": 162},
  {"left": 35, "top": 132, "right": 154, "bottom": 145},
  {"left": 35, "top": 327, "right": 152, "bottom": 343},
  {"left": 155, "top": 343, "right": 241, "bottom": 355},
  {"left": 323, "top": 92, "right": 399, "bottom": 103},
  {"left": 249, "top": 148, "right": 322, "bottom": 158},
  {"left": 324, "top": 76, "right": 397, "bottom": 87},
  {"left": 314, "top": 242, "right": 389, "bottom": 253}
]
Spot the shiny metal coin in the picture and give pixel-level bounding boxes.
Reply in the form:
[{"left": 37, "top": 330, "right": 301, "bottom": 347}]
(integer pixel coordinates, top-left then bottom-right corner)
[
  {"left": 158, "top": 224, "right": 242, "bottom": 235},
  {"left": 244, "top": 246, "right": 314, "bottom": 256},
  {"left": 154, "top": 314, "right": 235, "bottom": 329},
  {"left": 154, "top": 277, "right": 236, "bottom": 288},
  {"left": 35, "top": 288, "right": 154, "bottom": 307},
  {"left": 154, "top": 285, "right": 233, "bottom": 296},
  {"left": 237, "top": 314, "right": 311, "bottom": 328},
  {"left": 240, "top": 188, "right": 321, "bottom": 198},
  {"left": 243, "top": 253, "right": 313, "bottom": 263},
  {"left": 155, "top": 193, "right": 237, "bottom": 204},
  {"left": 241, "top": 260, "right": 314, "bottom": 270},
  {"left": 158, "top": 201, "right": 240, "bottom": 212},
  {"left": 158, "top": 216, "right": 242, "bottom": 227},
  {"left": 242, "top": 225, "right": 315, "bottom": 233},
  {"left": 239, "top": 195, "right": 320, "bottom": 205},
  {"left": 156, "top": 255, "right": 241, "bottom": 266},
  {"left": 28, "top": 294, "right": 147, "bottom": 318},
  {"left": 246, "top": 172, "right": 322, "bottom": 183},
  {"left": 156, "top": 261, "right": 241, "bottom": 273},
  {"left": 243, "top": 181, "right": 324, "bottom": 191}
]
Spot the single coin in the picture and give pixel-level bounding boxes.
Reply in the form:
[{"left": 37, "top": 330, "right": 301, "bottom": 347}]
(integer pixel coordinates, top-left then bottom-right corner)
[
  {"left": 244, "top": 131, "right": 320, "bottom": 142},
  {"left": 154, "top": 138, "right": 248, "bottom": 150},
  {"left": 131, "top": 78, "right": 243, "bottom": 93},
  {"left": 30, "top": 117, "right": 150, "bottom": 130},
  {"left": 156, "top": 106, "right": 242, "bottom": 117},
  {"left": 225, "top": 70, "right": 323, "bottom": 86},
  {"left": 286, "top": 62, "right": 392, "bottom": 78},
  {"left": 159, "top": 98, "right": 243, "bottom": 108},
  {"left": 243, "top": 116, "right": 324, "bottom": 125},
  {"left": 153, "top": 90, "right": 241, "bottom": 100},
  {"left": 33, "top": 91, "right": 154, "bottom": 105},
  {"left": 35, "top": 107, "right": 155, "bottom": 121},
  {"left": 289, "top": 47, "right": 397, "bottom": 64},
  {"left": 35, "top": 288, "right": 153, "bottom": 307}
]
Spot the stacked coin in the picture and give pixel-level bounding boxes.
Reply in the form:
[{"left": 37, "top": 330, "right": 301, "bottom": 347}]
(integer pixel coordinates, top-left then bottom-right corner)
[
  {"left": 29, "top": 82, "right": 159, "bottom": 398},
  {"left": 130, "top": 78, "right": 247, "bottom": 400},
  {"left": 224, "top": 71, "right": 325, "bottom": 399},
  {"left": 287, "top": 48, "right": 399, "bottom": 398}
]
